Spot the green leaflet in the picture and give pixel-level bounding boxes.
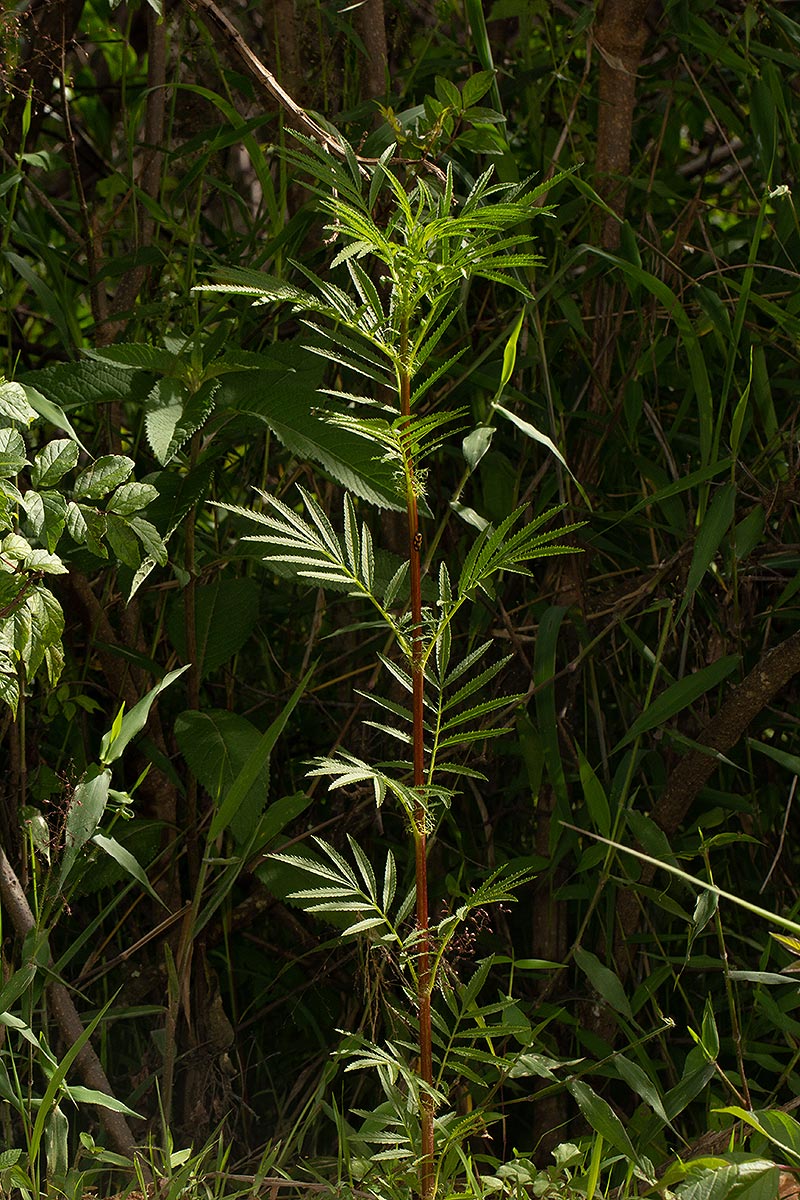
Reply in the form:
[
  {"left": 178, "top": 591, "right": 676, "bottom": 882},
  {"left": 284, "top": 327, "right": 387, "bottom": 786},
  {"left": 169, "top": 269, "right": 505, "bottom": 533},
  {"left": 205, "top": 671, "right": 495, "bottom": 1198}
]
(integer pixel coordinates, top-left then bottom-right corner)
[{"left": 73, "top": 455, "right": 134, "bottom": 500}]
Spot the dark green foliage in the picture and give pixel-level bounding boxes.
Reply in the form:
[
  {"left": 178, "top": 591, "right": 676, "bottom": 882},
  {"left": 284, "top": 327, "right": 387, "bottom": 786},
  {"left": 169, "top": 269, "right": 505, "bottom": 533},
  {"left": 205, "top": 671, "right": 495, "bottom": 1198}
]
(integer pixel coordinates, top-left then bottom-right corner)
[{"left": 1, "top": 1, "right": 800, "bottom": 1197}]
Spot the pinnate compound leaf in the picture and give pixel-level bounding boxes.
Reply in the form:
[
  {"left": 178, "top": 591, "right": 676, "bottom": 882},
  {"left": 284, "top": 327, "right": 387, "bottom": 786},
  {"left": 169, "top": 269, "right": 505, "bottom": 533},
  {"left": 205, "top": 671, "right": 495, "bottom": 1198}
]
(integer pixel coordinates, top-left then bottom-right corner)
[{"left": 74, "top": 456, "right": 134, "bottom": 500}]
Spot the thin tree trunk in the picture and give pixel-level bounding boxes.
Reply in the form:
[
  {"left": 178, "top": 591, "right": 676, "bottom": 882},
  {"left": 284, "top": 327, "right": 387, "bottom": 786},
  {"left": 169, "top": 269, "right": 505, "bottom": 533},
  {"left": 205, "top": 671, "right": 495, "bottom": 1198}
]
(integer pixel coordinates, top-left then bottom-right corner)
[{"left": 356, "top": 0, "right": 388, "bottom": 105}]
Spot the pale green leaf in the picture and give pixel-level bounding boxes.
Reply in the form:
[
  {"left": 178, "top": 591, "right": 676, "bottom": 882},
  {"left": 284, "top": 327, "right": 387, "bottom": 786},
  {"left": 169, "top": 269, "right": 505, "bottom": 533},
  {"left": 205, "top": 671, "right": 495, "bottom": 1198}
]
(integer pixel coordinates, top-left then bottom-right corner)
[
  {"left": 0, "top": 380, "right": 38, "bottom": 426},
  {"left": 108, "top": 482, "right": 159, "bottom": 516},
  {"left": 73, "top": 456, "right": 134, "bottom": 500},
  {"left": 31, "top": 440, "right": 79, "bottom": 489},
  {"left": 100, "top": 664, "right": 190, "bottom": 765}
]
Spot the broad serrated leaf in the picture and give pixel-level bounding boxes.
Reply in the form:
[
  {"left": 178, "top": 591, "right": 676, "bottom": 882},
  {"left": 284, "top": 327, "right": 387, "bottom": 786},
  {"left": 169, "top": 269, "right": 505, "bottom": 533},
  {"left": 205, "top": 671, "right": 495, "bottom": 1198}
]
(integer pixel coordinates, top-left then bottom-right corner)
[
  {"left": 127, "top": 516, "right": 168, "bottom": 566},
  {"left": 146, "top": 378, "right": 217, "bottom": 465},
  {"left": 222, "top": 344, "right": 406, "bottom": 511},
  {"left": 26, "top": 547, "right": 67, "bottom": 575},
  {"left": 66, "top": 500, "right": 88, "bottom": 545},
  {"left": 167, "top": 577, "right": 260, "bottom": 677},
  {"left": 105, "top": 513, "right": 142, "bottom": 569},
  {"left": 87, "top": 342, "right": 186, "bottom": 374},
  {"left": 19, "top": 489, "right": 45, "bottom": 536},
  {"left": 207, "top": 669, "right": 311, "bottom": 841},
  {"left": 29, "top": 491, "right": 67, "bottom": 553},
  {"left": 0, "top": 669, "right": 20, "bottom": 716},
  {"left": 175, "top": 709, "right": 270, "bottom": 846},
  {"left": 75, "top": 505, "right": 107, "bottom": 557}
]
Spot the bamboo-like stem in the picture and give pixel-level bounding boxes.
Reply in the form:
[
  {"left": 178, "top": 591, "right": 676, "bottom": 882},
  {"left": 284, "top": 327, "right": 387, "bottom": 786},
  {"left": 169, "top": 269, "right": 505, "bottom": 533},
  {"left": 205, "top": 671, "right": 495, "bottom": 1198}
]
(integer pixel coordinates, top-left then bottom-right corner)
[{"left": 399, "top": 324, "right": 435, "bottom": 1200}]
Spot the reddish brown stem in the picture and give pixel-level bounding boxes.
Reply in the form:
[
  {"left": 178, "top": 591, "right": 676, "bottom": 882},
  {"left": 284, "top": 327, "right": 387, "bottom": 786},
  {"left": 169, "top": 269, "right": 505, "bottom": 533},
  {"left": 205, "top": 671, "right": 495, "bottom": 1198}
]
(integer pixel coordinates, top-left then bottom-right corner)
[{"left": 400, "top": 349, "right": 434, "bottom": 1199}]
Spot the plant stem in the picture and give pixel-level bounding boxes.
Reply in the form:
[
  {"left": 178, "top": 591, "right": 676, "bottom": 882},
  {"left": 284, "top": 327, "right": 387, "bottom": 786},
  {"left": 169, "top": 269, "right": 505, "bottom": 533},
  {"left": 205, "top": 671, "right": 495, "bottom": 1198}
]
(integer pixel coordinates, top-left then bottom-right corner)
[{"left": 400, "top": 337, "right": 434, "bottom": 1198}]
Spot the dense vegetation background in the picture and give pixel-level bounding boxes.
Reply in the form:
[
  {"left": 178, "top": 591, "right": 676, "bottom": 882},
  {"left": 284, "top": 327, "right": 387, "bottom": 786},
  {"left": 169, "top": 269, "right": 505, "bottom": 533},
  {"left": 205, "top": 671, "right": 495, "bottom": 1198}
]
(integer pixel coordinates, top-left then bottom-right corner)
[{"left": 2, "top": 0, "right": 800, "bottom": 1194}]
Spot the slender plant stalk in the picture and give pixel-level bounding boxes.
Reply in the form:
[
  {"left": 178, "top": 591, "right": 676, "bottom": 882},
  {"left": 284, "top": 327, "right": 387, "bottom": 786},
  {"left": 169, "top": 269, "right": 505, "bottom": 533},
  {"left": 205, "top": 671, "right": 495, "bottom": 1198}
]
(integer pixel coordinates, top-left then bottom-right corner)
[{"left": 400, "top": 333, "right": 434, "bottom": 1197}]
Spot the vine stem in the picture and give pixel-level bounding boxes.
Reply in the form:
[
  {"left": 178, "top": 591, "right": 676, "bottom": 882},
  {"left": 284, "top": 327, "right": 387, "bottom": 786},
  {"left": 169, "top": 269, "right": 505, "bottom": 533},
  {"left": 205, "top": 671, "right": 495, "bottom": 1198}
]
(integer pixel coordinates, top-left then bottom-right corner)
[{"left": 400, "top": 336, "right": 435, "bottom": 1199}]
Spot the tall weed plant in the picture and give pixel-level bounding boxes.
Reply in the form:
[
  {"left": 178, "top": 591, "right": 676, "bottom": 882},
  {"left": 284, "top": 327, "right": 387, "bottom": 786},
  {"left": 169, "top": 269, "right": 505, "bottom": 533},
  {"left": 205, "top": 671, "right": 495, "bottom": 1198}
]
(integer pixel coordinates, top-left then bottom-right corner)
[{"left": 202, "top": 138, "right": 580, "bottom": 1198}]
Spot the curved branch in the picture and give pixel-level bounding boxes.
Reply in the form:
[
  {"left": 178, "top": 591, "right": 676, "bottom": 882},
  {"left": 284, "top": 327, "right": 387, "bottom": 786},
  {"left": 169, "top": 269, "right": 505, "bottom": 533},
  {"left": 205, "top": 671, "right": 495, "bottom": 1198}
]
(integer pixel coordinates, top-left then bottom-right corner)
[
  {"left": 183, "top": 0, "right": 352, "bottom": 160},
  {"left": 612, "top": 626, "right": 800, "bottom": 973},
  {"left": 0, "top": 845, "right": 146, "bottom": 1168}
]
